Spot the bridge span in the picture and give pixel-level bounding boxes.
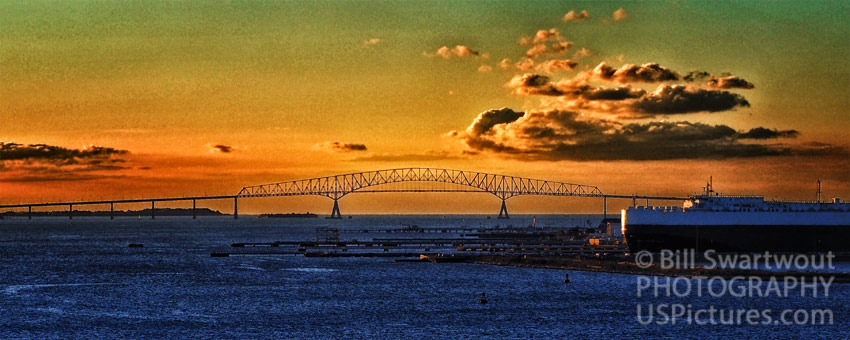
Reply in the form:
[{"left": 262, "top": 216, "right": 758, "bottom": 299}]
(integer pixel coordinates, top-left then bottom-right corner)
[{"left": 0, "top": 167, "right": 686, "bottom": 219}]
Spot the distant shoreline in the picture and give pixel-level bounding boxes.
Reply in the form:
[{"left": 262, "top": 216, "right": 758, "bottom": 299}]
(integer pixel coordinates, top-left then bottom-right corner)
[{"left": 0, "top": 208, "right": 226, "bottom": 217}]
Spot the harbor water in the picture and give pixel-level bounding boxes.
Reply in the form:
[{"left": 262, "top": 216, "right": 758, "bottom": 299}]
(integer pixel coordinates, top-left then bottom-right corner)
[{"left": 1, "top": 215, "right": 848, "bottom": 339}]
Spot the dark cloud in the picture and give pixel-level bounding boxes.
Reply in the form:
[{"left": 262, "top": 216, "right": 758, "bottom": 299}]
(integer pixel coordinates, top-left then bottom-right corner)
[
  {"left": 685, "top": 70, "right": 755, "bottom": 89},
  {"left": 593, "top": 62, "right": 680, "bottom": 83},
  {"left": 632, "top": 85, "right": 750, "bottom": 114},
  {"left": 509, "top": 73, "right": 750, "bottom": 118},
  {"left": 1, "top": 142, "right": 127, "bottom": 164},
  {"left": 0, "top": 142, "right": 130, "bottom": 182},
  {"left": 210, "top": 144, "right": 233, "bottom": 153},
  {"left": 737, "top": 127, "right": 799, "bottom": 139},
  {"left": 709, "top": 76, "right": 755, "bottom": 89},
  {"left": 452, "top": 109, "right": 839, "bottom": 161},
  {"left": 508, "top": 73, "right": 646, "bottom": 100},
  {"left": 466, "top": 108, "right": 525, "bottom": 135},
  {"left": 315, "top": 141, "right": 368, "bottom": 152}
]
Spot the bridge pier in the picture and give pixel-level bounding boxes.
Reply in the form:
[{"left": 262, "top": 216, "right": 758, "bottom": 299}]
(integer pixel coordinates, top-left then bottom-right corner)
[
  {"left": 603, "top": 196, "right": 607, "bottom": 220},
  {"left": 151, "top": 201, "right": 155, "bottom": 219},
  {"left": 69, "top": 204, "right": 73, "bottom": 219},
  {"left": 28, "top": 206, "right": 32, "bottom": 220},
  {"left": 192, "top": 199, "right": 196, "bottom": 219},
  {"left": 498, "top": 199, "right": 509, "bottom": 219},
  {"left": 329, "top": 199, "right": 342, "bottom": 219},
  {"left": 110, "top": 202, "right": 114, "bottom": 220},
  {"left": 234, "top": 197, "right": 238, "bottom": 219}
]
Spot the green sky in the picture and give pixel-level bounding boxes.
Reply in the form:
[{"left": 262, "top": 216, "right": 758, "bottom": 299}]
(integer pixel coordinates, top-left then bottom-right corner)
[{"left": 1, "top": 1, "right": 848, "bottom": 212}]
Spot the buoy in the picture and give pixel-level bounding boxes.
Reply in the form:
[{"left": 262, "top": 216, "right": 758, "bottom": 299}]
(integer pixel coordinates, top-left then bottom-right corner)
[
  {"left": 563, "top": 273, "right": 570, "bottom": 283},
  {"left": 479, "top": 292, "right": 488, "bottom": 304}
]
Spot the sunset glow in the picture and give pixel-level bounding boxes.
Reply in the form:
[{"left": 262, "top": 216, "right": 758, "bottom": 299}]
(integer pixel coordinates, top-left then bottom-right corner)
[{"left": 2, "top": 1, "right": 848, "bottom": 214}]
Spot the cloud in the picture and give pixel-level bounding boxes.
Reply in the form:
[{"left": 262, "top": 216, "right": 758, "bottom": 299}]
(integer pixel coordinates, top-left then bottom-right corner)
[
  {"left": 573, "top": 48, "right": 592, "bottom": 59},
  {"left": 525, "top": 42, "right": 572, "bottom": 58},
  {"left": 563, "top": 10, "right": 590, "bottom": 22},
  {"left": 364, "top": 38, "right": 381, "bottom": 46},
  {"left": 519, "top": 29, "right": 572, "bottom": 58},
  {"left": 452, "top": 109, "right": 841, "bottom": 161},
  {"left": 613, "top": 8, "right": 629, "bottom": 21},
  {"left": 593, "top": 62, "right": 680, "bottom": 83},
  {"left": 507, "top": 73, "right": 645, "bottom": 100},
  {"left": 314, "top": 141, "right": 368, "bottom": 152},
  {"left": 632, "top": 85, "right": 750, "bottom": 114},
  {"left": 425, "top": 45, "right": 482, "bottom": 59},
  {"left": 536, "top": 59, "right": 578, "bottom": 73},
  {"left": 507, "top": 73, "right": 565, "bottom": 96},
  {"left": 0, "top": 142, "right": 130, "bottom": 182},
  {"left": 737, "top": 127, "right": 799, "bottom": 139},
  {"left": 1, "top": 142, "right": 127, "bottom": 166},
  {"left": 499, "top": 58, "right": 512, "bottom": 70},
  {"left": 477, "top": 65, "right": 493, "bottom": 73},
  {"left": 684, "top": 70, "right": 755, "bottom": 89},
  {"left": 520, "top": 29, "right": 563, "bottom": 45},
  {"left": 515, "top": 58, "right": 536, "bottom": 71},
  {"left": 507, "top": 71, "right": 749, "bottom": 118},
  {"left": 209, "top": 144, "right": 233, "bottom": 153},
  {"left": 465, "top": 107, "right": 525, "bottom": 135}
]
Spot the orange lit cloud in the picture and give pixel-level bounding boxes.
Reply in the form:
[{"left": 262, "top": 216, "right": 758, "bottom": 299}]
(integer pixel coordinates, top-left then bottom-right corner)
[
  {"left": 424, "top": 45, "right": 483, "bottom": 59},
  {"left": 536, "top": 59, "right": 578, "bottom": 73},
  {"left": 593, "top": 62, "right": 680, "bottom": 83},
  {"left": 519, "top": 29, "right": 572, "bottom": 58},
  {"left": 562, "top": 10, "right": 590, "bottom": 22},
  {"left": 613, "top": 8, "right": 629, "bottom": 21}
]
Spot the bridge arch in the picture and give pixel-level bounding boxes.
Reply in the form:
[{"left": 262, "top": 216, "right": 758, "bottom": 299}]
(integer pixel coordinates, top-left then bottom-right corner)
[{"left": 237, "top": 167, "right": 603, "bottom": 219}]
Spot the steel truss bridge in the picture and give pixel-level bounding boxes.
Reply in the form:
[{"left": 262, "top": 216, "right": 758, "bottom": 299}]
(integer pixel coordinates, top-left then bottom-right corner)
[{"left": 0, "top": 167, "right": 685, "bottom": 220}]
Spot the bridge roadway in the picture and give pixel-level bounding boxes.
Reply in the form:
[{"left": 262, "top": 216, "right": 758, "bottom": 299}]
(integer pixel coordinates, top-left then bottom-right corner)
[{"left": 0, "top": 167, "right": 686, "bottom": 220}]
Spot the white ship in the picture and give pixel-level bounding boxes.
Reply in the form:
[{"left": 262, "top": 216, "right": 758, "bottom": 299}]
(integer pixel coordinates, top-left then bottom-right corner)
[{"left": 622, "top": 179, "right": 850, "bottom": 253}]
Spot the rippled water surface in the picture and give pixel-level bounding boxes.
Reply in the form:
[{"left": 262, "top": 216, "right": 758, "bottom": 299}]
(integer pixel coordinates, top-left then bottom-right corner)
[{"left": 1, "top": 216, "right": 848, "bottom": 339}]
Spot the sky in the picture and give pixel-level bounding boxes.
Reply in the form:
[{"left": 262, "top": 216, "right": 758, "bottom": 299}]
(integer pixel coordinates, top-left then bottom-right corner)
[{"left": 1, "top": 1, "right": 848, "bottom": 214}]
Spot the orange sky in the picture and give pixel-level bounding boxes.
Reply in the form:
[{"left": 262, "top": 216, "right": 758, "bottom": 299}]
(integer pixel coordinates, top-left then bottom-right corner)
[{"left": 2, "top": 1, "right": 848, "bottom": 214}]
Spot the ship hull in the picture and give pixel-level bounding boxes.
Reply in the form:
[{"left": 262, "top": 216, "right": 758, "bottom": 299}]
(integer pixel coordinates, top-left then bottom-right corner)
[{"left": 625, "top": 224, "right": 850, "bottom": 253}]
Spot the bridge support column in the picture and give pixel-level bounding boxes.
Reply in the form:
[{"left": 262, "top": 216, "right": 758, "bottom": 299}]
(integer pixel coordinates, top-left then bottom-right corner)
[
  {"left": 233, "top": 197, "right": 238, "bottom": 220},
  {"left": 28, "top": 206, "right": 32, "bottom": 220},
  {"left": 603, "top": 196, "right": 607, "bottom": 220},
  {"left": 192, "top": 200, "right": 196, "bottom": 219},
  {"left": 498, "top": 199, "right": 509, "bottom": 219},
  {"left": 329, "top": 199, "right": 342, "bottom": 219},
  {"left": 69, "top": 204, "right": 73, "bottom": 219},
  {"left": 110, "top": 202, "right": 114, "bottom": 220},
  {"left": 151, "top": 201, "right": 155, "bottom": 219},
  {"left": 633, "top": 196, "right": 637, "bottom": 207}
]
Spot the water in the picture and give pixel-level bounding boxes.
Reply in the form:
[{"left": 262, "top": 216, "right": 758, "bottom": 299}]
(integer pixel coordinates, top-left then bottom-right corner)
[{"left": 1, "top": 216, "right": 848, "bottom": 339}]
